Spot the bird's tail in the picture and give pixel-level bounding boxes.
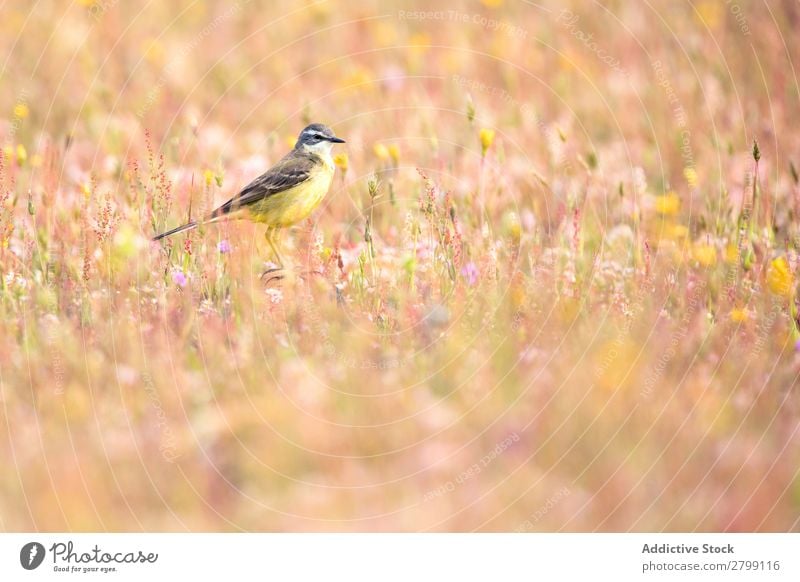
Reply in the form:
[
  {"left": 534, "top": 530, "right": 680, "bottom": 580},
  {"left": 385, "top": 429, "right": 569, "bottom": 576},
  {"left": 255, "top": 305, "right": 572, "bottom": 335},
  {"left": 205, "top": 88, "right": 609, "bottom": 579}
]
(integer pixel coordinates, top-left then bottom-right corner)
[{"left": 153, "top": 220, "right": 199, "bottom": 241}]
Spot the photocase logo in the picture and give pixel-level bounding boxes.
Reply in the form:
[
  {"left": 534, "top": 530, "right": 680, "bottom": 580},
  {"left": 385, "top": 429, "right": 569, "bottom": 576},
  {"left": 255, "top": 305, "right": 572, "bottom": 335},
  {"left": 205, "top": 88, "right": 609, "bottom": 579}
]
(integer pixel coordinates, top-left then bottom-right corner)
[{"left": 19, "top": 542, "right": 46, "bottom": 570}]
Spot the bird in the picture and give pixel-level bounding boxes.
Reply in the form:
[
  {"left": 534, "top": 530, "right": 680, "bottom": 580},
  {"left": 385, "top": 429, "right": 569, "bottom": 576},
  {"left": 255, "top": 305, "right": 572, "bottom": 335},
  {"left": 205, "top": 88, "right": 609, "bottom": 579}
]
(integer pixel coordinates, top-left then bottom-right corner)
[{"left": 153, "top": 123, "right": 345, "bottom": 269}]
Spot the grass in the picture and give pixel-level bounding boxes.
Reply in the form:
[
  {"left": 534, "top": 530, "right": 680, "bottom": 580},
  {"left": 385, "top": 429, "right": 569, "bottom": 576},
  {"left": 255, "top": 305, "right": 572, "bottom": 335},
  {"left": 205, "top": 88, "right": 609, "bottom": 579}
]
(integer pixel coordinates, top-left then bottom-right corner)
[{"left": 1, "top": 0, "right": 799, "bottom": 531}]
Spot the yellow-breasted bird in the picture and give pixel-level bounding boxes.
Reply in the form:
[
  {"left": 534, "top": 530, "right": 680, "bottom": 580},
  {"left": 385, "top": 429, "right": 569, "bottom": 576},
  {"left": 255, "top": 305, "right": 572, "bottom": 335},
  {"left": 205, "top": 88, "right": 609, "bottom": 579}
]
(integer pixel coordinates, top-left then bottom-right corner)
[{"left": 153, "top": 123, "right": 345, "bottom": 267}]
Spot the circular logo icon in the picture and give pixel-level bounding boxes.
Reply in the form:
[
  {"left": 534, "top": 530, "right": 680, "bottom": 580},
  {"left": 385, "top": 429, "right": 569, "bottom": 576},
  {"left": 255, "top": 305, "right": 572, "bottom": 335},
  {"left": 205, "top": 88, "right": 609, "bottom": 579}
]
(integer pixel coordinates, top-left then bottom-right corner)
[{"left": 20, "top": 542, "right": 45, "bottom": 570}]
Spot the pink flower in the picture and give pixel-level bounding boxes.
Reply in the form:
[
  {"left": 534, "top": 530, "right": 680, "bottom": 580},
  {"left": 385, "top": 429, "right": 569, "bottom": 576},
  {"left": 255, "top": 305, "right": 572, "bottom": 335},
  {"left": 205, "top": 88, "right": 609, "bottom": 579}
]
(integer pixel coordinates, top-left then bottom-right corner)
[
  {"left": 218, "top": 239, "right": 231, "bottom": 254},
  {"left": 172, "top": 270, "right": 187, "bottom": 287},
  {"left": 461, "top": 262, "right": 479, "bottom": 286}
]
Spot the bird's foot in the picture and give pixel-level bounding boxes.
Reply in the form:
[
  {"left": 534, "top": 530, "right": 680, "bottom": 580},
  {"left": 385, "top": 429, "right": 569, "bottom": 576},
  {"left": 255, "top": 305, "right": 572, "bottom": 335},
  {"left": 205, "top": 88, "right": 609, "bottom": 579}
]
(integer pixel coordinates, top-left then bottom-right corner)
[{"left": 260, "top": 266, "right": 285, "bottom": 286}]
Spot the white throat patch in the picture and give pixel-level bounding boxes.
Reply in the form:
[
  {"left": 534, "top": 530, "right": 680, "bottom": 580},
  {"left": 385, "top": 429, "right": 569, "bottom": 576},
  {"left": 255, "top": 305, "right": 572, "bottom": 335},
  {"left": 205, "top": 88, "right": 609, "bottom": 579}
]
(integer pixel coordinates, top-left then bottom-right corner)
[{"left": 303, "top": 141, "right": 334, "bottom": 157}]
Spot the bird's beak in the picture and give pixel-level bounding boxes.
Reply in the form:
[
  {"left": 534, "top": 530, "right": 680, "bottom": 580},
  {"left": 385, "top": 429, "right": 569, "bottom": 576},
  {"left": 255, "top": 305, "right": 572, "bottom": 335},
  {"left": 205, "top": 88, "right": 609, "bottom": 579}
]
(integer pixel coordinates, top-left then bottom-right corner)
[{"left": 328, "top": 136, "right": 346, "bottom": 143}]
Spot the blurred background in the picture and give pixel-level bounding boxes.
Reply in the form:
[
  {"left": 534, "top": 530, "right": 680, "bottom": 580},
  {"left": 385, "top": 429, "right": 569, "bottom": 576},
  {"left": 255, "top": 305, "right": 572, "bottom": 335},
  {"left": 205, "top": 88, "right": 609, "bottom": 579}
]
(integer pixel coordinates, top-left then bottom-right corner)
[{"left": 0, "top": 0, "right": 799, "bottom": 531}]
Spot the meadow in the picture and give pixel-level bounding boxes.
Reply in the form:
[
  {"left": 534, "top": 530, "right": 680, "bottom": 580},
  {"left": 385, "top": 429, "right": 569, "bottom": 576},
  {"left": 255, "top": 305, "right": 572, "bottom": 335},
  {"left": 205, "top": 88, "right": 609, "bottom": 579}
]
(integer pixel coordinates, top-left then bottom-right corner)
[{"left": 1, "top": 0, "right": 799, "bottom": 531}]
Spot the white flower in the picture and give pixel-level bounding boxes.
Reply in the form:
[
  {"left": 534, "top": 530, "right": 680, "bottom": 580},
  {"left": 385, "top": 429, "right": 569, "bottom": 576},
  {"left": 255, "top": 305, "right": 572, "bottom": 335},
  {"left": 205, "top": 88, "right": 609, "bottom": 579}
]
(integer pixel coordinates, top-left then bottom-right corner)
[{"left": 265, "top": 288, "right": 283, "bottom": 304}]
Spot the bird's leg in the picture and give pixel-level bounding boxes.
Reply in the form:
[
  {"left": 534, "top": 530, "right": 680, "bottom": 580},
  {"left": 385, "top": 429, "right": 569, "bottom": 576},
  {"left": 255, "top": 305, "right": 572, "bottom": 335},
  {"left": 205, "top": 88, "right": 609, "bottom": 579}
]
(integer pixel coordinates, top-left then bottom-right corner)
[
  {"left": 266, "top": 227, "right": 285, "bottom": 268},
  {"left": 261, "top": 227, "right": 285, "bottom": 281}
]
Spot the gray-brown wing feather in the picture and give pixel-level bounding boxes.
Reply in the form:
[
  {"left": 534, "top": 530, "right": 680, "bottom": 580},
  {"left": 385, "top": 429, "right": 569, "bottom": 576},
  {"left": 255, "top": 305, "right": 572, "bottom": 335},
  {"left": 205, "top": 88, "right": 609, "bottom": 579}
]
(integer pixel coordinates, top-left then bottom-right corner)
[{"left": 210, "top": 151, "right": 319, "bottom": 218}]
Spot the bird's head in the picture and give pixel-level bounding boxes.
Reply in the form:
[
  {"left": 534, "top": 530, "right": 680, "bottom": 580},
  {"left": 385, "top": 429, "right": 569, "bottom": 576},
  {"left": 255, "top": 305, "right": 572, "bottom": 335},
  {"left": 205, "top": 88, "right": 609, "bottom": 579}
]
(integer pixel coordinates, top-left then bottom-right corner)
[{"left": 294, "top": 123, "right": 345, "bottom": 155}]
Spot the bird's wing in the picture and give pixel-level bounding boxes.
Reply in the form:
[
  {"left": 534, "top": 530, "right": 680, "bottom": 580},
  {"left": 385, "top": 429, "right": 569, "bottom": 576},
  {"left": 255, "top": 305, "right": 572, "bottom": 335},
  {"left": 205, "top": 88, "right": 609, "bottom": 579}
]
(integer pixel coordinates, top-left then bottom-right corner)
[{"left": 210, "top": 151, "right": 319, "bottom": 218}]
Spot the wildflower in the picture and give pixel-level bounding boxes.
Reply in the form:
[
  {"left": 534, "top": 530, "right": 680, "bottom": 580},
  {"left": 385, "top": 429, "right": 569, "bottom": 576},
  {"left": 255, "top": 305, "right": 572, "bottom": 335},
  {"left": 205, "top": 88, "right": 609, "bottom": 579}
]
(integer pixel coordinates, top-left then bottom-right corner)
[
  {"left": 408, "top": 32, "right": 430, "bottom": 55},
  {"left": 730, "top": 308, "right": 748, "bottom": 323},
  {"left": 341, "top": 66, "right": 375, "bottom": 94},
  {"left": 695, "top": 1, "right": 721, "bottom": 27},
  {"left": 388, "top": 144, "right": 400, "bottom": 164},
  {"left": 655, "top": 191, "right": 680, "bottom": 215},
  {"left": 333, "top": 152, "right": 348, "bottom": 172},
  {"left": 13, "top": 103, "right": 29, "bottom": 119},
  {"left": 265, "top": 288, "right": 283, "bottom": 304},
  {"left": 691, "top": 243, "right": 716, "bottom": 267},
  {"left": 203, "top": 168, "right": 214, "bottom": 187},
  {"left": 795, "top": 338, "right": 800, "bottom": 352},
  {"left": 217, "top": 240, "right": 231, "bottom": 254},
  {"left": 502, "top": 211, "right": 521, "bottom": 242},
  {"left": 511, "top": 284, "right": 526, "bottom": 309},
  {"left": 724, "top": 243, "right": 738, "bottom": 263},
  {"left": 479, "top": 128, "right": 495, "bottom": 157},
  {"left": 373, "top": 143, "right": 389, "bottom": 161},
  {"left": 16, "top": 144, "right": 26, "bottom": 165},
  {"left": 767, "top": 256, "right": 794, "bottom": 297},
  {"left": 373, "top": 23, "right": 398, "bottom": 48},
  {"left": 661, "top": 223, "right": 689, "bottom": 240},
  {"left": 461, "top": 261, "right": 479, "bottom": 286},
  {"left": 172, "top": 269, "right": 188, "bottom": 288},
  {"left": 143, "top": 38, "right": 164, "bottom": 64}
]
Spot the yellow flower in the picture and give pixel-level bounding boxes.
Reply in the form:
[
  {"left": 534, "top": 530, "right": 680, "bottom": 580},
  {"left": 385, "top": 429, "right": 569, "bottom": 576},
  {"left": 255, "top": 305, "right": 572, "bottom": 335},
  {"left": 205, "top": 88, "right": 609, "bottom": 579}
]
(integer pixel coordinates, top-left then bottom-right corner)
[
  {"left": 81, "top": 182, "right": 92, "bottom": 198},
  {"left": 655, "top": 191, "right": 680, "bottom": 215},
  {"left": 730, "top": 308, "right": 748, "bottom": 323},
  {"left": 480, "top": 0, "right": 504, "bottom": 6},
  {"left": 767, "top": 256, "right": 794, "bottom": 297},
  {"left": 16, "top": 144, "right": 27, "bottom": 164},
  {"left": 724, "top": 243, "right": 739, "bottom": 263},
  {"left": 691, "top": 243, "right": 716, "bottom": 267},
  {"left": 373, "top": 143, "right": 389, "bottom": 161},
  {"left": 683, "top": 167, "right": 698, "bottom": 188},
  {"left": 142, "top": 38, "right": 164, "bottom": 65},
  {"left": 341, "top": 66, "right": 375, "bottom": 94},
  {"left": 203, "top": 168, "right": 214, "bottom": 187},
  {"left": 372, "top": 22, "right": 398, "bottom": 47},
  {"left": 13, "top": 103, "right": 29, "bottom": 119},
  {"left": 593, "top": 339, "right": 639, "bottom": 392},
  {"left": 388, "top": 144, "right": 400, "bottom": 164},
  {"left": 661, "top": 223, "right": 689, "bottom": 240},
  {"left": 695, "top": 0, "right": 722, "bottom": 27},
  {"left": 408, "top": 32, "right": 430, "bottom": 55},
  {"left": 333, "top": 153, "right": 348, "bottom": 172},
  {"left": 479, "top": 128, "right": 495, "bottom": 156},
  {"left": 502, "top": 211, "right": 521, "bottom": 242},
  {"left": 510, "top": 284, "right": 525, "bottom": 310},
  {"left": 558, "top": 296, "right": 580, "bottom": 323}
]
